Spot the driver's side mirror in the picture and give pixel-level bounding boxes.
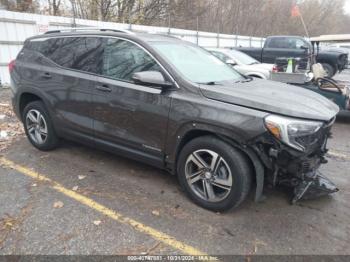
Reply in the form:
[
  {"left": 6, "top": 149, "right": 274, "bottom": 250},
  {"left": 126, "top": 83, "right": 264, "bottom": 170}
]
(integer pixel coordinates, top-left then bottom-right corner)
[
  {"left": 132, "top": 71, "right": 173, "bottom": 89},
  {"left": 226, "top": 59, "right": 237, "bottom": 66}
]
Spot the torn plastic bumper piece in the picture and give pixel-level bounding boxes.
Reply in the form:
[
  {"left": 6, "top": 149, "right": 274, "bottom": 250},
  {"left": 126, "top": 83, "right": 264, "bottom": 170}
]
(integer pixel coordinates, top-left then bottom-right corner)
[{"left": 292, "top": 171, "right": 339, "bottom": 204}]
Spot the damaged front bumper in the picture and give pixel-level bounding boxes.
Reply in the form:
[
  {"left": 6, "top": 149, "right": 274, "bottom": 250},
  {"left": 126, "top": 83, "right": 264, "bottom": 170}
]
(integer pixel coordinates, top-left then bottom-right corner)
[
  {"left": 250, "top": 118, "right": 339, "bottom": 204},
  {"left": 292, "top": 171, "right": 338, "bottom": 204}
]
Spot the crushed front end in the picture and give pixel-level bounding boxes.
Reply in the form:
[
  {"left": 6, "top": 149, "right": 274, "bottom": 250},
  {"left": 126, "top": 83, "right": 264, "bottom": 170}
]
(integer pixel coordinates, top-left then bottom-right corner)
[{"left": 253, "top": 114, "right": 338, "bottom": 203}]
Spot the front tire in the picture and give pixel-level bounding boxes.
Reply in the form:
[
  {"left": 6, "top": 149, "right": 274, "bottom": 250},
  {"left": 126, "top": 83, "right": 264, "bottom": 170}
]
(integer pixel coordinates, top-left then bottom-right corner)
[
  {"left": 22, "top": 101, "right": 59, "bottom": 151},
  {"left": 177, "top": 136, "right": 252, "bottom": 212}
]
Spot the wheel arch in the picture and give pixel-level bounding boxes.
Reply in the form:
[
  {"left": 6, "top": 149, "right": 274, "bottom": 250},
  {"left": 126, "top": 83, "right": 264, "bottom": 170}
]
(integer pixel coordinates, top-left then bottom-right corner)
[
  {"left": 169, "top": 126, "right": 265, "bottom": 203},
  {"left": 245, "top": 73, "right": 266, "bottom": 79},
  {"left": 19, "top": 92, "right": 43, "bottom": 118}
]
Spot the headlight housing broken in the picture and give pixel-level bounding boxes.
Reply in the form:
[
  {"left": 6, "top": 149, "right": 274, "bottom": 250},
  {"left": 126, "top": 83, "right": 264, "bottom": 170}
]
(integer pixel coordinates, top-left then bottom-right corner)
[{"left": 264, "top": 115, "right": 323, "bottom": 151}]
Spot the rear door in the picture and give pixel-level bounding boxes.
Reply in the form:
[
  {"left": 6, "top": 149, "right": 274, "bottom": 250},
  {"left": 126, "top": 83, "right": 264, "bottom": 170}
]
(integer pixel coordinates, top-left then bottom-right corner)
[
  {"left": 92, "top": 37, "right": 172, "bottom": 166},
  {"left": 38, "top": 36, "right": 104, "bottom": 140}
]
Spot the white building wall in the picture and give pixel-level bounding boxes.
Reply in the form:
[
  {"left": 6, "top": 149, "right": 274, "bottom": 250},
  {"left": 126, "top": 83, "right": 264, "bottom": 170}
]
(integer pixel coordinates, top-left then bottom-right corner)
[{"left": 0, "top": 10, "right": 265, "bottom": 85}]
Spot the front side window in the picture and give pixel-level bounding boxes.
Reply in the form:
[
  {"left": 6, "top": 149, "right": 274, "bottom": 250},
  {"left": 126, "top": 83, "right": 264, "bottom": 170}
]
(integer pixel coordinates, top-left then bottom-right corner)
[
  {"left": 151, "top": 42, "right": 242, "bottom": 84},
  {"left": 102, "top": 38, "right": 161, "bottom": 82}
]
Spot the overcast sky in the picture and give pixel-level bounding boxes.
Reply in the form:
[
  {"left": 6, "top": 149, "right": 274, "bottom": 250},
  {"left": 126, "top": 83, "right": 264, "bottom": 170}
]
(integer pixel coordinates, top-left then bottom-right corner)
[{"left": 344, "top": 0, "right": 350, "bottom": 14}]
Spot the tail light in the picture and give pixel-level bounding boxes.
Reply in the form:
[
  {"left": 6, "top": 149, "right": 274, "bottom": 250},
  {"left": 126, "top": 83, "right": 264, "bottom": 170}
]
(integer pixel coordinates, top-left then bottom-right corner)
[
  {"left": 8, "top": 60, "right": 16, "bottom": 73},
  {"left": 272, "top": 65, "right": 278, "bottom": 73}
]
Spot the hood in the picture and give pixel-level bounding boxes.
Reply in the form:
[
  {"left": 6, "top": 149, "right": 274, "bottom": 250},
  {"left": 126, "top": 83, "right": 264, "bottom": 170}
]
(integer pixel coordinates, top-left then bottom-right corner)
[
  {"left": 321, "top": 47, "right": 350, "bottom": 55},
  {"left": 200, "top": 79, "right": 339, "bottom": 121},
  {"left": 320, "top": 49, "right": 348, "bottom": 56}
]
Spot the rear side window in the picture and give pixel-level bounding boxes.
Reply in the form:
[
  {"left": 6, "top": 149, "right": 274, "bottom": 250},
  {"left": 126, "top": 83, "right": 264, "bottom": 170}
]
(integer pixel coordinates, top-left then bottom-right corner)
[
  {"left": 102, "top": 38, "right": 161, "bottom": 82},
  {"left": 30, "top": 37, "right": 104, "bottom": 74},
  {"left": 24, "top": 39, "right": 43, "bottom": 52}
]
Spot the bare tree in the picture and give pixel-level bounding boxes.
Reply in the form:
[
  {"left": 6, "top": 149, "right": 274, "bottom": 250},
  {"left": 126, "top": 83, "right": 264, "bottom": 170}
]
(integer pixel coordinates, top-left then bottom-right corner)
[
  {"left": 2, "top": 0, "right": 350, "bottom": 36},
  {"left": 47, "top": 0, "right": 61, "bottom": 15},
  {"left": 0, "top": 0, "right": 38, "bottom": 12}
]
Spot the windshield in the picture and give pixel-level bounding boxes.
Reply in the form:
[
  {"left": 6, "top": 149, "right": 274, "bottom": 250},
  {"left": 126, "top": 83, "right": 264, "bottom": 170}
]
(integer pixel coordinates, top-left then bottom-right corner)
[
  {"left": 150, "top": 42, "right": 243, "bottom": 84},
  {"left": 226, "top": 49, "right": 260, "bottom": 65}
]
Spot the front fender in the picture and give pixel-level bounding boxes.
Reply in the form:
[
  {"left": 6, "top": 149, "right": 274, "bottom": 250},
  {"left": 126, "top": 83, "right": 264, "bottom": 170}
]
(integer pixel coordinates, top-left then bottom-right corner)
[{"left": 165, "top": 120, "right": 264, "bottom": 171}]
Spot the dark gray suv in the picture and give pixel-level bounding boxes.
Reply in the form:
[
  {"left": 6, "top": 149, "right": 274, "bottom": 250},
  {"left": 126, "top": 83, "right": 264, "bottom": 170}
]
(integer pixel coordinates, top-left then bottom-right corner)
[{"left": 10, "top": 29, "right": 339, "bottom": 211}]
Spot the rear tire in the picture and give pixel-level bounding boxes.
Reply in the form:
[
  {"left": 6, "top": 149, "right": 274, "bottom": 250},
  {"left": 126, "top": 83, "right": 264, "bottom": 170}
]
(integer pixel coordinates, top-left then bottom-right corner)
[
  {"left": 22, "top": 101, "right": 59, "bottom": 151},
  {"left": 177, "top": 136, "right": 252, "bottom": 212},
  {"left": 322, "top": 63, "right": 335, "bottom": 77}
]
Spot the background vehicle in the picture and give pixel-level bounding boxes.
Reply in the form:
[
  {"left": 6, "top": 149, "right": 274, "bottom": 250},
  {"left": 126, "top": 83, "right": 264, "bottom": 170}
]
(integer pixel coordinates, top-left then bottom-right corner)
[
  {"left": 271, "top": 61, "right": 350, "bottom": 111},
  {"left": 207, "top": 48, "right": 272, "bottom": 79},
  {"left": 322, "top": 45, "right": 350, "bottom": 67},
  {"left": 10, "top": 29, "right": 339, "bottom": 211},
  {"left": 237, "top": 36, "right": 348, "bottom": 77}
]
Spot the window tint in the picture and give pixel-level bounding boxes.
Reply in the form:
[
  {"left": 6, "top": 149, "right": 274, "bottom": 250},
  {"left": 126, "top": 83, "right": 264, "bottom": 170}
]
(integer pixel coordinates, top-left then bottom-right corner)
[
  {"left": 102, "top": 38, "right": 161, "bottom": 81},
  {"left": 40, "top": 37, "right": 104, "bottom": 74}
]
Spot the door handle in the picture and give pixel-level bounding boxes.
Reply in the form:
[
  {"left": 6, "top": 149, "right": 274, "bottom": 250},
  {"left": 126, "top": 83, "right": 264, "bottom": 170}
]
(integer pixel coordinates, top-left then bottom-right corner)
[
  {"left": 41, "top": 72, "right": 52, "bottom": 79},
  {"left": 96, "top": 85, "right": 112, "bottom": 92}
]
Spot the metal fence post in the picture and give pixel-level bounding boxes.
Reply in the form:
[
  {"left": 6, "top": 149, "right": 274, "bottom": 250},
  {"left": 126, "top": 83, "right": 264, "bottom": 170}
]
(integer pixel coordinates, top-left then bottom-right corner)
[
  {"left": 235, "top": 35, "right": 238, "bottom": 47},
  {"left": 217, "top": 33, "right": 220, "bottom": 48},
  {"left": 196, "top": 16, "right": 199, "bottom": 45},
  {"left": 249, "top": 37, "right": 252, "bottom": 47}
]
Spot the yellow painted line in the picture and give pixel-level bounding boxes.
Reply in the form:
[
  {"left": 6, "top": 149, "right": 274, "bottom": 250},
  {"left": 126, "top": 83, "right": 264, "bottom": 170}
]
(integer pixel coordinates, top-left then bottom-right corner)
[{"left": 0, "top": 157, "right": 207, "bottom": 256}]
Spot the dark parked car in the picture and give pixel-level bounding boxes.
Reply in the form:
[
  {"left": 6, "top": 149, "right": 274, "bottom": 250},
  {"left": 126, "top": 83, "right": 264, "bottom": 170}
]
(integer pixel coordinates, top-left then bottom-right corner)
[
  {"left": 237, "top": 35, "right": 348, "bottom": 77},
  {"left": 9, "top": 29, "right": 339, "bottom": 211}
]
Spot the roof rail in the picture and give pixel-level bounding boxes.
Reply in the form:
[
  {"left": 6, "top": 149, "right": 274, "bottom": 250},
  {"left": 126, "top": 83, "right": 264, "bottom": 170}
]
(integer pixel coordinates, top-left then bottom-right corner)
[{"left": 44, "top": 27, "right": 134, "bottom": 35}]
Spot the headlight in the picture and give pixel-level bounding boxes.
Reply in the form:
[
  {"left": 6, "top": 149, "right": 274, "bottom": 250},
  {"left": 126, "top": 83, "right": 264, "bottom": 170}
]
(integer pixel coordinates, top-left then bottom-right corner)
[{"left": 264, "top": 115, "right": 323, "bottom": 151}]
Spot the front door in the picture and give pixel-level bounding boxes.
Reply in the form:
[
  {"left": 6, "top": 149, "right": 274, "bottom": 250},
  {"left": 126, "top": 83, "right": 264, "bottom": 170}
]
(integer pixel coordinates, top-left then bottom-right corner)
[{"left": 92, "top": 37, "right": 172, "bottom": 165}]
